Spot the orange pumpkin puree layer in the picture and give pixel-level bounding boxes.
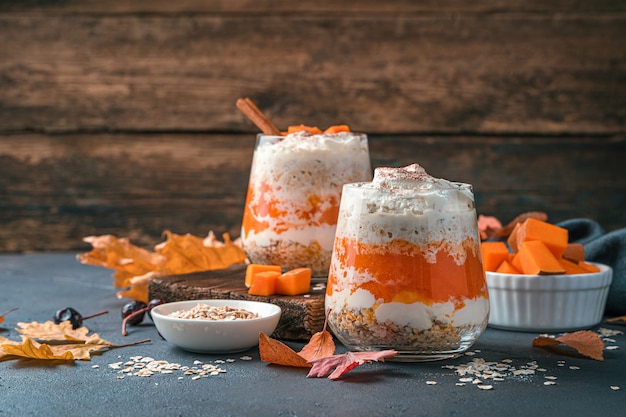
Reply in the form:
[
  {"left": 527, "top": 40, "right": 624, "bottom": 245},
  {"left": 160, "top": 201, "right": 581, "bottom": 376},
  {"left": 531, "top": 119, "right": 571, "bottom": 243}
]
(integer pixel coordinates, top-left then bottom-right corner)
[
  {"left": 242, "top": 181, "right": 340, "bottom": 236},
  {"left": 327, "top": 237, "right": 487, "bottom": 307}
]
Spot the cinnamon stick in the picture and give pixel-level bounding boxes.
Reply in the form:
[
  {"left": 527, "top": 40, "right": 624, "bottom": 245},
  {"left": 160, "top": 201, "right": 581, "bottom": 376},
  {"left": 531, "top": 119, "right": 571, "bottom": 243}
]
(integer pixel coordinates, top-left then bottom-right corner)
[{"left": 236, "top": 97, "right": 281, "bottom": 135}]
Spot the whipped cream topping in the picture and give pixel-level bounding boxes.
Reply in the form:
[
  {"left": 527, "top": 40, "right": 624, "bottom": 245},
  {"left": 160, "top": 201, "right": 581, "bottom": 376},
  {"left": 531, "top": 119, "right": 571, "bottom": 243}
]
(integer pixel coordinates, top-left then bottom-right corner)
[
  {"left": 244, "top": 131, "right": 371, "bottom": 250},
  {"left": 334, "top": 164, "right": 480, "bottom": 265}
]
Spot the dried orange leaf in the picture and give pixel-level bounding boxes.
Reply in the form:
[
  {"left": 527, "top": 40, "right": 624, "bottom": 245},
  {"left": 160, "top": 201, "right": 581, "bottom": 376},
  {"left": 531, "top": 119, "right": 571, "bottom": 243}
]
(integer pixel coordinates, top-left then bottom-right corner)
[
  {"left": 78, "top": 231, "right": 247, "bottom": 302},
  {"left": 307, "top": 350, "right": 398, "bottom": 380},
  {"left": 533, "top": 330, "right": 604, "bottom": 361},
  {"left": 606, "top": 316, "right": 626, "bottom": 324},
  {"left": 532, "top": 335, "right": 562, "bottom": 347},
  {"left": 78, "top": 235, "right": 163, "bottom": 289},
  {"left": 298, "top": 329, "right": 336, "bottom": 361},
  {"left": 116, "top": 272, "right": 159, "bottom": 303},
  {"left": 156, "top": 231, "right": 247, "bottom": 275},
  {"left": 259, "top": 332, "right": 311, "bottom": 368},
  {"left": 556, "top": 331, "right": 605, "bottom": 361}
]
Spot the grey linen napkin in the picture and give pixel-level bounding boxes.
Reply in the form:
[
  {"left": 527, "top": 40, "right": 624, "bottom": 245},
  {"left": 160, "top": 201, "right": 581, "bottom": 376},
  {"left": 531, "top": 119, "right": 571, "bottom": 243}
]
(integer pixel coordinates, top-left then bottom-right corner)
[{"left": 558, "top": 219, "right": 626, "bottom": 316}]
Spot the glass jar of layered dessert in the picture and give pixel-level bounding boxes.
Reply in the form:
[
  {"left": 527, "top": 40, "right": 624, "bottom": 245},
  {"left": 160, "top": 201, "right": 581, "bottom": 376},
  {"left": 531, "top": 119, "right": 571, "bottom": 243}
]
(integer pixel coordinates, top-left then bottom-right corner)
[
  {"left": 325, "top": 164, "right": 489, "bottom": 361},
  {"left": 241, "top": 129, "right": 372, "bottom": 278}
]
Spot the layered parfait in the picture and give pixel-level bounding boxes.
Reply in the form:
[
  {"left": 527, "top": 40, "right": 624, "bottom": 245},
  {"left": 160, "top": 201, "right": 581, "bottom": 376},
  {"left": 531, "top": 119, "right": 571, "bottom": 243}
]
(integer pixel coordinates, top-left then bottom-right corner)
[
  {"left": 241, "top": 127, "right": 372, "bottom": 277},
  {"left": 325, "top": 164, "right": 489, "bottom": 360}
]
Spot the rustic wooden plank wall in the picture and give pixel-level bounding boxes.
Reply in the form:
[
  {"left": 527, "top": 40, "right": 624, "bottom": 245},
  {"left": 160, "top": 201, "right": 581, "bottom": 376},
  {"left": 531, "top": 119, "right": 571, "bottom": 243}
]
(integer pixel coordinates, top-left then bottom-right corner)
[{"left": 1, "top": 1, "right": 625, "bottom": 252}]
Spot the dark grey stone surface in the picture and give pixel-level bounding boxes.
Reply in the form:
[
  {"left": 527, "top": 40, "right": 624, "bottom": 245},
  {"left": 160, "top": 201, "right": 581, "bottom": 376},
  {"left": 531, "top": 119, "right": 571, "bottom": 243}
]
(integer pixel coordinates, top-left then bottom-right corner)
[{"left": 1, "top": 253, "right": 623, "bottom": 417}]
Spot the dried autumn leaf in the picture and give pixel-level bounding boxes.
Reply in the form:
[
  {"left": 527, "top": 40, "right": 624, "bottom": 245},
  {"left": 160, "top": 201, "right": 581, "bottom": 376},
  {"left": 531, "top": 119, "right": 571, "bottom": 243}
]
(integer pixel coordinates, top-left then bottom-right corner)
[
  {"left": 1, "top": 338, "right": 75, "bottom": 361},
  {"left": 16, "top": 320, "right": 91, "bottom": 341},
  {"left": 478, "top": 211, "right": 548, "bottom": 240},
  {"left": 298, "top": 312, "right": 336, "bottom": 361},
  {"left": 298, "top": 329, "right": 335, "bottom": 361},
  {"left": 78, "top": 235, "right": 163, "bottom": 289},
  {"left": 78, "top": 231, "right": 247, "bottom": 302},
  {"left": 606, "top": 316, "right": 626, "bottom": 324},
  {"left": 533, "top": 330, "right": 605, "bottom": 361},
  {"left": 3, "top": 320, "right": 151, "bottom": 362},
  {"left": 156, "top": 231, "right": 247, "bottom": 275},
  {"left": 477, "top": 215, "right": 502, "bottom": 241},
  {"left": 116, "top": 271, "right": 159, "bottom": 302},
  {"left": 259, "top": 332, "right": 311, "bottom": 368},
  {"left": 307, "top": 350, "right": 398, "bottom": 380}
]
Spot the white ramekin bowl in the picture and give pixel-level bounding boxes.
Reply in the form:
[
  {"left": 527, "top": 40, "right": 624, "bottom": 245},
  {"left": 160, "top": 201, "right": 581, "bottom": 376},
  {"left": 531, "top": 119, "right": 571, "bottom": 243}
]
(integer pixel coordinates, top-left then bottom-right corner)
[
  {"left": 486, "top": 263, "right": 612, "bottom": 332},
  {"left": 151, "top": 299, "right": 281, "bottom": 353}
]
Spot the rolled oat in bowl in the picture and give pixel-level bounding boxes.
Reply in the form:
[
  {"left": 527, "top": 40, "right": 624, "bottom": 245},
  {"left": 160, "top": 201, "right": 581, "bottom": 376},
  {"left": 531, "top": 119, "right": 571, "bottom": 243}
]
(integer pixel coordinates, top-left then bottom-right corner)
[{"left": 168, "top": 303, "right": 259, "bottom": 321}]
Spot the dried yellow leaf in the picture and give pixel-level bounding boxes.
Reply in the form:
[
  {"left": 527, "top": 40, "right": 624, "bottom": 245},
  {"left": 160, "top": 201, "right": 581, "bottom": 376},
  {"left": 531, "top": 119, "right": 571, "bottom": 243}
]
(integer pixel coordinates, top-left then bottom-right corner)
[{"left": 1, "top": 338, "right": 75, "bottom": 361}]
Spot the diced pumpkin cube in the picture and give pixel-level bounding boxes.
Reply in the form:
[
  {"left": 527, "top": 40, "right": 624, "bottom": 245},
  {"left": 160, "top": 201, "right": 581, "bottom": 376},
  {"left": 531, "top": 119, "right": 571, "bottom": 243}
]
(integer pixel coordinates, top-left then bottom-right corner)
[
  {"left": 515, "top": 218, "right": 569, "bottom": 258},
  {"left": 507, "top": 222, "right": 521, "bottom": 253},
  {"left": 286, "top": 124, "right": 322, "bottom": 134},
  {"left": 323, "top": 125, "right": 351, "bottom": 134},
  {"left": 562, "top": 243, "right": 585, "bottom": 263},
  {"left": 245, "top": 264, "right": 281, "bottom": 288},
  {"left": 578, "top": 261, "right": 601, "bottom": 273},
  {"left": 511, "top": 253, "right": 524, "bottom": 273},
  {"left": 496, "top": 259, "right": 522, "bottom": 274},
  {"left": 480, "top": 241, "right": 510, "bottom": 272},
  {"left": 248, "top": 271, "right": 280, "bottom": 296},
  {"left": 559, "top": 258, "right": 590, "bottom": 275},
  {"left": 275, "top": 268, "right": 312, "bottom": 296},
  {"left": 518, "top": 240, "right": 566, "bottom": 275}
]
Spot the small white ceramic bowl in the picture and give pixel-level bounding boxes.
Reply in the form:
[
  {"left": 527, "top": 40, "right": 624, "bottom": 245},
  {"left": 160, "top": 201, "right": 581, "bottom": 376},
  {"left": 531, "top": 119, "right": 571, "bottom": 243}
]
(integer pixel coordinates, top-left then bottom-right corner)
[
  {"left": 151, "top": 299, "right": 281, "bottom": 353},
  {"left": 486, "top": 263, "right": 612, "bottom": 332}
]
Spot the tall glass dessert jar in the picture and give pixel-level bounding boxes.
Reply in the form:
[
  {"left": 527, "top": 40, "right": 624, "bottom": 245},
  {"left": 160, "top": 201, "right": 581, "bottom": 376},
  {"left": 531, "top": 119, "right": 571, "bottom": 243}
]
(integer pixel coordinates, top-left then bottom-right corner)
[
  {"left": 241, "top": 131, "right": 372, "bottom": 278},
  {"left": 325, "top": 164, "right": 489, "bottom": 361}
]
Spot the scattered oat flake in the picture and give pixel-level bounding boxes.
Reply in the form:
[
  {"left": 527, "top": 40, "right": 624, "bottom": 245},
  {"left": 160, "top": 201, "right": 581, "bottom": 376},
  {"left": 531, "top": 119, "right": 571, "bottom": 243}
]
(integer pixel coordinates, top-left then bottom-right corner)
[
  {"left": 598, "top": 327, "right": 623, "bottom": 337},
  {"left": 426, "top": 381, "right": 437, "bottom": 385},
  {"left": 569, "top": 366, "right": 580, "bottom": 370},
  {"left": 477, "top": 385, "right": 493, "bottom": 390},
  {"left": 610, "top": 386, "right": 620, "bottom": 391},
  {"left": 240, "top": 355, "right": 252, "bottom": 361},
  {"left": 606, "top": 346, "right": 619, "bottom": 350}
]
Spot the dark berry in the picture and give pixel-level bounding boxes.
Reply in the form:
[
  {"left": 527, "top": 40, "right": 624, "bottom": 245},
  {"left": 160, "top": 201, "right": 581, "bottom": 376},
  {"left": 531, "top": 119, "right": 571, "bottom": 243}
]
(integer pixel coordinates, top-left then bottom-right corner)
[
  {"left": 54, "top": 307, "right": 82, "bottom": 329},
  {"left": 54, "top": 307, "right": 108, "bottom": 329},
  {"left": 121, "top": 301, "right": 147, "bottom": 325}
]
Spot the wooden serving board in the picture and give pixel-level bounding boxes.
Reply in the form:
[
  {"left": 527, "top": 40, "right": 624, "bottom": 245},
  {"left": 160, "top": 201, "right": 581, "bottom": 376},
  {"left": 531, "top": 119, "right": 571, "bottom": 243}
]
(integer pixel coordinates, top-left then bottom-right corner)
[{"left": 147, "top": 265, "right": 325, "bottom": 341}]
